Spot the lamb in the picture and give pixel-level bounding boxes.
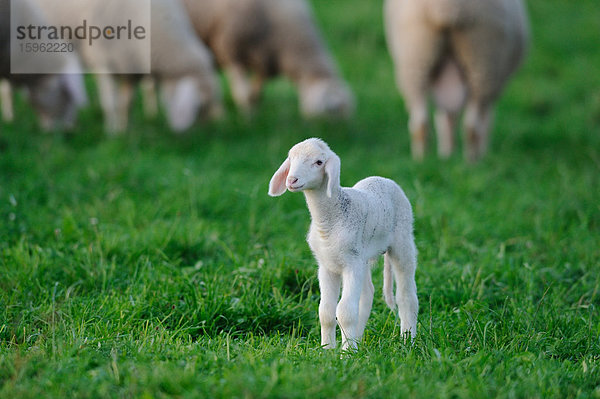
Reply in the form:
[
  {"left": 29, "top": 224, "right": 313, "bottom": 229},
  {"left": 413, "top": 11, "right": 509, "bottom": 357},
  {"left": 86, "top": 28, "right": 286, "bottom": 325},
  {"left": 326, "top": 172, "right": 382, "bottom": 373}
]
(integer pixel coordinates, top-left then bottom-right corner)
[
  {"left": 183, "top": 0, "right": 354, "bottom": 118},
  {"left": 0, "top": 0, "right": 87, "bottom": 130},
  {"left": 268, "top": 138, "right": 418, "bottom": 350},
  {"left": 384, "top": 0, "right": 529, "bottom": 161},
  {"left": 37, "top": 0, "right": 222, "bottom": 134}
]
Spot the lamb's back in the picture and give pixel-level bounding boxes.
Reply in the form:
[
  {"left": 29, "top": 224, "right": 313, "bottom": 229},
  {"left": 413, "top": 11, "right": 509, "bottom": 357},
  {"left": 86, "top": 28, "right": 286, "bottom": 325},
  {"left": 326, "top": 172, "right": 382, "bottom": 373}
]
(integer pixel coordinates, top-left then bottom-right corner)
[
  {"left": 352, "top": 176, "right": 412, "bottom": 239},
  {"left": 352, "top": 176, "right": 407, "bottom": 209}
]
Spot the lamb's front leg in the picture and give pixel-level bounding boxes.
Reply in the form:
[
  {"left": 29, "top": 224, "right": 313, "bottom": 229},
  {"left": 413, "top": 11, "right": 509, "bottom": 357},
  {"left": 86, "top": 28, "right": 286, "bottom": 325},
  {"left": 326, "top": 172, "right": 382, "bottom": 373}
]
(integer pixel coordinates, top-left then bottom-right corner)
[
  {"left": 318, "top": 266, "right": 341, "bottom": 349},
  {"left": 337, "top": 264, "right": 367, "bottom": 351},
  {"left": 357, "top": 270, "right": 374, "bottom": 341}
]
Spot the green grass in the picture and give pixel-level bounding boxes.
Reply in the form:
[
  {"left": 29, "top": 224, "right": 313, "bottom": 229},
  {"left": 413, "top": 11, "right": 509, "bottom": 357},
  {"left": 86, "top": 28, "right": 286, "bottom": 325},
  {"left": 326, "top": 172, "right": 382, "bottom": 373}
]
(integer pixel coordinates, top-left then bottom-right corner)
[{"left": 1, "top": 0, "right": 600, "bottom": 397}]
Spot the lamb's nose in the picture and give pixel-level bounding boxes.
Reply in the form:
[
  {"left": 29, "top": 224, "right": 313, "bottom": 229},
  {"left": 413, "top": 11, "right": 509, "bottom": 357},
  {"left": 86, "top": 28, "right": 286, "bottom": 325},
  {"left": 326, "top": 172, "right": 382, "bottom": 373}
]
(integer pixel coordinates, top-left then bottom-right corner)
[{"left": 287, "top": 176, "right": 298, "bottom": 186}]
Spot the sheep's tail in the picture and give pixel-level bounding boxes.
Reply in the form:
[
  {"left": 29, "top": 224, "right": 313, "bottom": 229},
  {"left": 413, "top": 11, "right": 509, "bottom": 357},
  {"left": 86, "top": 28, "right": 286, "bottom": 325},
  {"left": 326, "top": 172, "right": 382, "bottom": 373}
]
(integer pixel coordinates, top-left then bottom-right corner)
[{"left": 383, "top": 252, "right": 395, "bottom": 310}]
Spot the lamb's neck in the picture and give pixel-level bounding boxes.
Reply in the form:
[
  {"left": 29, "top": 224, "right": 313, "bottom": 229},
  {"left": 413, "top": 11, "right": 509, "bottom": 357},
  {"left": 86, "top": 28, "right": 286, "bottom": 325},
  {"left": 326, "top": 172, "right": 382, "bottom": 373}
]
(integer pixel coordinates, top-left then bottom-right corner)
[{"left": 303, "top": 186, "right": 344, "bottom": 232}]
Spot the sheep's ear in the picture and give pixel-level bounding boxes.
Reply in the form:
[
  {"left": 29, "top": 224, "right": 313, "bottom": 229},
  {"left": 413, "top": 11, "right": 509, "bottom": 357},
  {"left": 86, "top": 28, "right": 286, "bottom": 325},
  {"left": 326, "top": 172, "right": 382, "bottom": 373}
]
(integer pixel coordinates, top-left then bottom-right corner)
[
  {"left": 325, "top": 154, "right": 340, "bottom": 198},
  {"left": 268, "top": 158, "right": 290, "bottom": 197}
]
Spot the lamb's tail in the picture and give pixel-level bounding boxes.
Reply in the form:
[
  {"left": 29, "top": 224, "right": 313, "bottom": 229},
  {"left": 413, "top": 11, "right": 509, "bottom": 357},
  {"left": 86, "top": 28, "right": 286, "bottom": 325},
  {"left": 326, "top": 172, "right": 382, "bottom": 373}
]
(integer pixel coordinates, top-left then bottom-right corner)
[{"left": 383, "top": 252, "right": 395, "bottom": 310}]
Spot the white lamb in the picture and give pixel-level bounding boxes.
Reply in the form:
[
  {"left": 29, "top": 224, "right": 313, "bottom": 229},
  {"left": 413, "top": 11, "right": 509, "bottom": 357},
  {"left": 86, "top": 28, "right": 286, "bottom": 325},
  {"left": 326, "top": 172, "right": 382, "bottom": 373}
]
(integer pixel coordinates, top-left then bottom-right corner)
[
  {"left": 268, "top": 138, "right": 418, "bottom": 350},
  {"left": 384, "top": 0, "right": 529, "bottom": 161},
  {"left": 183, "top": 0, "right": 354, "bottom": 118}
]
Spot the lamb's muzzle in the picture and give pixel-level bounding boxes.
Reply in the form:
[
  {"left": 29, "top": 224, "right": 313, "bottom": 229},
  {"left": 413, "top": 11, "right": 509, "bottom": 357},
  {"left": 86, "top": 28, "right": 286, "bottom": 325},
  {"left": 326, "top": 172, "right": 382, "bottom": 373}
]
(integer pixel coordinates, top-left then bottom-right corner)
[
  {"left": 286, "top": 176, "right": 302, "bottom": 191},
  {"left": 269, "top": 138, "right": 419, "bottom": 350}
]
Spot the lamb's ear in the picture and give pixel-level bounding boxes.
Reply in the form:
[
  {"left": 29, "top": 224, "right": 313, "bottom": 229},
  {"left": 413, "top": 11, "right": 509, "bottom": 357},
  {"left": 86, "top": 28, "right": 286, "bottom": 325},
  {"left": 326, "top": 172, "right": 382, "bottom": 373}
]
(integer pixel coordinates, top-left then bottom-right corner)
[
  {"left": 268, "top": 158, "right": 291, "bottom": 197},
  {"left": 325, "top": 154, "right": 340, "bottom": 198}
]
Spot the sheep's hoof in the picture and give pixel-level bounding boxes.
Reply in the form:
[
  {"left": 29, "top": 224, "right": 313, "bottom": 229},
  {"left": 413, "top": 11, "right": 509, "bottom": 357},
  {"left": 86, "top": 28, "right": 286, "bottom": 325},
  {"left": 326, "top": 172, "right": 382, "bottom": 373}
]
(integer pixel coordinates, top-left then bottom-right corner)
[
  {"left": 437, "top": 142, "right": 454, "bottom": 159},
  {"left": 410, "top": 127, "right": 427, "bottom": 161},
  {"left": 464, "top": 129, "right": 488, "bottom": 163},
  {"left": 464, "top": 146, "right": 484, "bottom": 163},
  {"left": 411, "top": 144, "right": 426, "bottom": 162}
]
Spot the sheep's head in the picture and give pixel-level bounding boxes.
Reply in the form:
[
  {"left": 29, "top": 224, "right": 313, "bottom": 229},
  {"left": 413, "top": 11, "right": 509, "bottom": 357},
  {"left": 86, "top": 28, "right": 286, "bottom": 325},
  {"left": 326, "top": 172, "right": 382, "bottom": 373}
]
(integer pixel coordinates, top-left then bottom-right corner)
[
  {"left": 268, "top": 138, "right": 340, "bottom": 198},
  {"left": 27, "top": 66, "right": 87, "bottom": 131},
  {"left": 299, "top": 79, "right": 355, "bottom": 119},
  {"left": 160, "top": 75, "right": 223, "bottom": 133}
]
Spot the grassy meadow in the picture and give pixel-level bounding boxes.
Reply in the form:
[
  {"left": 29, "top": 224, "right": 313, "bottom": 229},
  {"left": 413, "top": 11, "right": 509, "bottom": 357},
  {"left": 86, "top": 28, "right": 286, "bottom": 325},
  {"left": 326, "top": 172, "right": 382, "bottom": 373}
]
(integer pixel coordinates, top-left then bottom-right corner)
[{"left": 1, "top": 0, "right": 600, "bottom": 397}]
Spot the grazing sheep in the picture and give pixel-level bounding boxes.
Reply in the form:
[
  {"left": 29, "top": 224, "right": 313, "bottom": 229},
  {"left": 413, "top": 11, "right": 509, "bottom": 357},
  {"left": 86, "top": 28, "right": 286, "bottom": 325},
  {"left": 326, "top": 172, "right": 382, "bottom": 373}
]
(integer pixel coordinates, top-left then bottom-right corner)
[
  {"left": 37, "top": 0, "right": 222, "bottom": 134},
  {"left": 0, "top": 0, "right": 87, "bottom": 130},
  {"left": 268, "top": 138, "right": 418, "bottom": 350},
  {"left": 183, "top": 0, "right": 354, "bottom": 118},
  {"left": 384, "top": 0, "right": 529, "bottom": 161}
]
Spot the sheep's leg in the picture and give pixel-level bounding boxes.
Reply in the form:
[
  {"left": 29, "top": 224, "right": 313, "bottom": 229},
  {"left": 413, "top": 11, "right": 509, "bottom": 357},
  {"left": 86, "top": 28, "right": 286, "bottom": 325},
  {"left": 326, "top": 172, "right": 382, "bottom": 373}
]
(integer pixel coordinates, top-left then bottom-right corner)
[
  {"left": 432, "top": 60, "right": 466, "bottom": 159},
  {"left": 225, "top": 64, "right": 254, "bottom": 114},
  {"left": 140, "top": 76, "right": 159, "bottom": 119},
  {"left": 463, "top": 99, "right": 493, "bottom": 163},
  {"left": 0, "top": 80, "right": 14, "bottom": 122},
  {"left": 318, "top": 266, "right": 341, "bottom": 349},
  {"left": 434, "top": 110, "right": 458, "bottom": 159},
  {"left": 97, "top": 75, "right": 125, "bottom": 134},
  {"left": 451, "top": 26, "right": 504, "bottom": 162},
  {"left": 337, "top": 264, "right": 367, "bottom": 350},
  {"left": 389, "top": 18, "right": 443, "bottom": 160},
  {"left": 356, "top": 270, "right": 374, "bottom": 341},
  {"left": 249, "top": 74, "right": 264, "bottom": 106},
  {"left": 407, "top": 99, "right": 429, "bottom": 161},
  {"left": 480, "top": 107, "right": 494, "bottom": 156},
  {"left": 116, "top": 80, "right": 134, "bottom": 132},
  {"left": 388, "top": 242, "right": 418, "bottom": 340}
]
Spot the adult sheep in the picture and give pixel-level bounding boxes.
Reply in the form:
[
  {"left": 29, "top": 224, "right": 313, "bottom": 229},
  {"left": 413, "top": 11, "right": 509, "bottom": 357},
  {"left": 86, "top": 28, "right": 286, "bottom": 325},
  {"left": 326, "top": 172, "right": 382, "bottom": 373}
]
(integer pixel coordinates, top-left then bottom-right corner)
[
  {"left": 37, "top": 0, "right": 222, "bottom": 134},
  {"left": 0, "top": 0, "right": 87, "bottom": 130},
  {"left": 384, "top": 0, "right": 529, "bottom": 161},
  {"left": 183, "top": 0, "right": 354, "bottom": 118}
]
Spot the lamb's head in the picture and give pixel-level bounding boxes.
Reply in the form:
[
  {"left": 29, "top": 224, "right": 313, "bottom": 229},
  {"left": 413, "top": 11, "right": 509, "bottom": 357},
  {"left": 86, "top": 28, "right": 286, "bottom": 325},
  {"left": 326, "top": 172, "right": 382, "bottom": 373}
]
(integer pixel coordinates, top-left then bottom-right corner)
[
  {"left": 268, "top": 138, "right": 340, "bottom": 198},
  {"left": 299, "top": 79, "right": 355, "bottom": 119}
]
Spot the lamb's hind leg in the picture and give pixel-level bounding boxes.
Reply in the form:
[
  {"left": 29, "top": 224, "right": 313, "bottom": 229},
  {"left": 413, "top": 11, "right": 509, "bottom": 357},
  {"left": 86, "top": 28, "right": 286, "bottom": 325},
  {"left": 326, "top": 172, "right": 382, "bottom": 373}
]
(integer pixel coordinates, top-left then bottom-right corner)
[{"left": 388, "top": 241, "right": 419, "bottom": 339}]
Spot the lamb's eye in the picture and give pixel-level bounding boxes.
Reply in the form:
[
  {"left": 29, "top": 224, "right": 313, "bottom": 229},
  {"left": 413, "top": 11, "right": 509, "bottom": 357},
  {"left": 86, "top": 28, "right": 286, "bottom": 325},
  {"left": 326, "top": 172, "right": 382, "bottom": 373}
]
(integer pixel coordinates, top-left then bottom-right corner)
[{"left": 315, "top": 160, "right": 323, "bottom": 166}]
